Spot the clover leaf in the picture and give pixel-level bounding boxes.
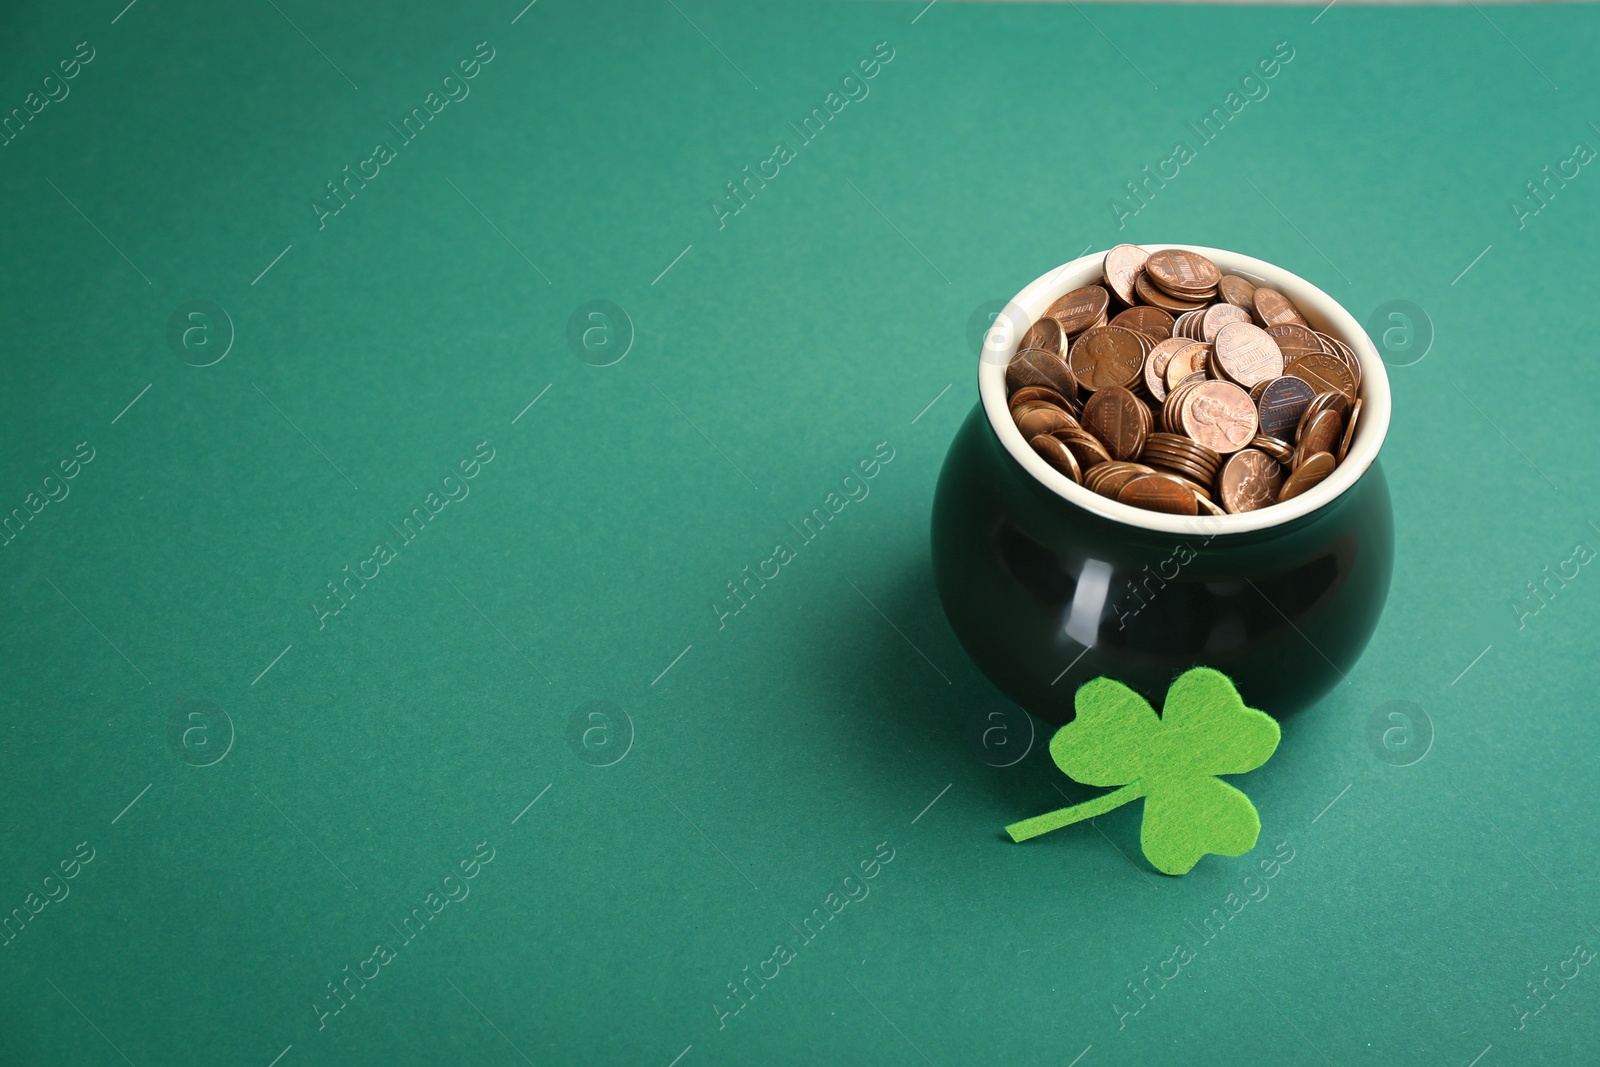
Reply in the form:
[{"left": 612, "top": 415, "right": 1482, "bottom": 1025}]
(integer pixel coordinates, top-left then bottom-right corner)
[{"left": 1005, "top": 668, "right": 1280, "bottom": 875}]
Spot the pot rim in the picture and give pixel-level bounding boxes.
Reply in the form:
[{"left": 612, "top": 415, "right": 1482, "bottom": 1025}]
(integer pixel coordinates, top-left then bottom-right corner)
[{"left": 978, "top": 244, "right": 1391, "bottom": 536}]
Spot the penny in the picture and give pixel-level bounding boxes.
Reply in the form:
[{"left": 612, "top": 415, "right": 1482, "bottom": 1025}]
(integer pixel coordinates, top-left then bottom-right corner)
[
  {"left": 1134, "top": 270, "right": 1207, "bottom": 313},
  {"left": 1019, "top": 315, "right": 1066, "bottom": 357},
  {"left": 1047, "top": 286, "right": 1112, "bottom": 336},
  {"left": 1250, "top": 434, "right": 1295, "bottom": 465},
  {"left": 1194, "top": 491, "right": 1227, "bottom": 516},
  {"left": 1164, "top": 472, "right": 1216, "bottom": 502},
  {"left": 1082, "top": 386, "right": 1150, "bottom": 461},
  {"left": 1265, "top": 323, "right": 1325, "bottom": 365},
  {"left": 1145, "top": 249, "right": 1221, "bottom": 296},
  {"left": 1219, "top": 449, "right": 1286, "bottom": 514},
  {"left": 1068, "top": 326, "right": 1146, "bottom": 392},
  {"left": 1165, "top": 344, "right": 1202, "bottom": 390},
  {"left": 1219, "top": 275, "right": 1258, "bottom": 310},
  {"left": 1316, "top": 332, "right": 1363, "bottom": 391},
  {"left": 1143, "top": 452, "right": 1213, "bottom": 487},
  {"left": 1014, "top": 402, "right": 1078, "bottom": 439},
  {"left": 1255, "top": 376, "right": 1316, "bottom": 440},
  {"left": 1110, "top": 305, "right": 1175, "bottom": 342},
  {"left": 1299, "top": 390, "right": 1351, "bottom": 434},
  {"left": 1142, "top": 433, "right": 1221, "bottom": 486},
  {"left": 1337, "top": 398, "right": 1362, "bottom": 463},
  {"left": 1180, "top": 380, "right": 1258, "bottom": 454},
  {"left": 1293, "top": 409, "right": 1343, "bottom": 468},
  {"left": 1086, "top": 461, "right": 1156, "bottom": 499},
  {"left": 1006, "top": 347, "right": 1079, "bottom": 398},
  {"left": 1056, "top": 428, "right": 1112, "bottom": 471},
  {"left": 1162, "top": 380, "right": 1203, "bottom": 433},
  {"left": 1212, "top": 321, "right": 1285, "bottom": 389},
  {"left": 1029, "top": 433, "right": 1083, "bottom": 483},
  {"left": 1286, "top": 351, "right": 1356, "bottom": 401},
  {"left": 1143, "top": 337, "right": 1192, "bottom": 401},
  {"left": 1252, "top": 287, "right": 1308, "bottom": 328},
  {"left": 1104, "top": 244, "right": 1149, "bottom": 305},
  {"left": 1142, "top": 430, "right": 1215, "bottom": 462},
  {"left": 1202, "top": 302, "right": 1251, "bottom": 343},
  {"left": 1278, "top": 452, "right": 1335, "bottom": 502},
  {"left": 1118, "top": 473, "right": 1199, "bottom": 515},
  {"left": 1008, "top": 385, "right": 1078, "bottom": 417}
]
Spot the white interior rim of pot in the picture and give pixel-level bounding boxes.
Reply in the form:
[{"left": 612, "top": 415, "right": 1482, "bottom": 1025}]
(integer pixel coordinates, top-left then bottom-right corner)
[{"left": 977, "top": 243, "right": 1392, "bottom": 536}]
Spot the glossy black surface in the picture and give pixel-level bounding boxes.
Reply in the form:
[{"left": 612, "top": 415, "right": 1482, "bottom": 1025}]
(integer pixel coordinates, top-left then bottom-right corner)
[{"left": 932, "top": 402, "right": 1393, "bottom": 723}]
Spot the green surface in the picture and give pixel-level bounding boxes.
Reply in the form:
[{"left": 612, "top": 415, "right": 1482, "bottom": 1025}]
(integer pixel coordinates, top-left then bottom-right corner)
[{"left": 2, "top": 0, "right": 1598, "bottom": 1063}]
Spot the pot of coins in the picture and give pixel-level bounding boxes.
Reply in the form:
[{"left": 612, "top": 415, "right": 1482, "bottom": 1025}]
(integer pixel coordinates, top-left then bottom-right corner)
[{"left": 931, "top": 244, "right": 1392, "bottom": 723}]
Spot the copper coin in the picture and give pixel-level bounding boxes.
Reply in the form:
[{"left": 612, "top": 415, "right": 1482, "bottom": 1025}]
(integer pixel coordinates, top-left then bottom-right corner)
[
  {"left": 1211, "top": 321, "right": 1285, "bottom": 389},
  {"left": 1180, "top": 380, "right": 1258, "bottom": 454},
  {"left": 1144, "top": 249, "right": 1221, "bottom": 296},
  {"left": 1202, "top": 303, "right": 1251, "bottom": 343},
  {"left": 1068, "top": 326, "right": 1145, "bottom": 392},
  {"left": 1029, "top": 434, "right": 1083, "bottom": 484},
  {"left": 1317, "top": 332, "right": 1363, "bottom": 391},
  {"left": 1219, "top": 275, "right": 1257, "bottom": 309},
  {"left": 1299, "top": 390, "right": 1351, "bottom": 434},
  {"left": 1008, "top": 385, "right": 1077, "bottom": 417},
  {"left": 1082, "top": 386, "right": 1150, "bottom": 461},
  {"left": 1173, "top": 310, "right": 1205, "bottom": 340},
  {"left": 1278, "top": 452, "right": 1335, "bottom": 502},
  {"left": 1056, "top": 428, "right": 1111, "bottom": 471},
  {"left": 1169, "top": 435, "right": 1222, "bottom": 477},
  {"left": 1265, "top": 323, "right": 1325, "bottom": 365},
  {"left": 1160, "top": 471, "right": 1216, "bottom": 502},
  {"left": 1019, "top": 315, "right": 1065, "bottom": 357},
  {"left": 1218, "top": 449, "right": 1286, "bottom": 514},
  {"left": 1006, "top": 348, "right": 1079, "bottom": 399},
  {"left": 1255, "top": 375, "right": 1316, "bottom": 440},
  {"left": 1142, "top": 338, "right": 1191, "bottom": 401},
  {"left": 1288, "top": 352, "right": 1357, "bottom": 401},
  {"left": 1110, "top": 305, "right": 1175, "bottom": 342},
  {"left": 1337, "top": 398, "right": 1363, "bottom": 463},
  {"left": 1118, "top": 473, "right": 1199, "bottom": 515},
  {"left": 1141, "top": 436, "right": 1219, "bottom": 486},
  {"left": 1134, "top": 270, "right": 1207, "bottom": 313},
  {"left": 1104, "top": 244, "right": 1148, "bottom": 306},
  {"left": 1165, "top": 345, "right": 1202, "bottom": 390},
  {"left": 1013, "top": 402, "right": 1078, "bottom": 439},
  {"left": 1249, "top": 434, "right": 1294, "bottom": 465},
  {"left": 1009, "top": 394, "right": 1080, "bottom": 430},
  {"left": 1252, "top": 287, "right": 1308, "bottom": 328},
  {"left": 1143, "top": 453, "right": 1213, "bottom": 488},
  {"left": 1162, "top": 381, "right": 1201, "bottom": 433},
  {"left": 1293, "top": 409, "right": 1343, "bottom": 468},
  {"left": 1047, "top": 286, "right": 1112, "bottom": 336},
  {"left": 1194, "top": 492, "right": 1227, "bottom": 516},
  {"left": 1086, "top": 461, "right": 1155, "bottom": 499}
]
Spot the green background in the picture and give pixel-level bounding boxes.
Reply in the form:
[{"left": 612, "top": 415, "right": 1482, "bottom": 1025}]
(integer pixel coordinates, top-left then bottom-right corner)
[{"left": 2, "top": 0, "right": 1598, "bottom": 1063}]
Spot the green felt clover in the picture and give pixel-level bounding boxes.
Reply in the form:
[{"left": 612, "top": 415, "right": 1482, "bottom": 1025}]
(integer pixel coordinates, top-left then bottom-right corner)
[{"left": 1005, "top": 668, "right": 1280, "bottom": 875}]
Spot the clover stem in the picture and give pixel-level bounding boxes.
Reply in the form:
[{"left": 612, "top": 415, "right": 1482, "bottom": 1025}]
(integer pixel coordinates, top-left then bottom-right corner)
[{"left": 1005, "top": 782, "right": 1145, "bottom": 843}]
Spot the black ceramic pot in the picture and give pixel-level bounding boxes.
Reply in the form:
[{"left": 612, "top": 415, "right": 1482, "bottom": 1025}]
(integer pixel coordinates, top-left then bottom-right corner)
[{"left": 932, "top": 246, "right": 1393, "bottom": 723}]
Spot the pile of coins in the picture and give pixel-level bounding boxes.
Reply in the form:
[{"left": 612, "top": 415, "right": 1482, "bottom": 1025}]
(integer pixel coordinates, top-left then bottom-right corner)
[{"left": 1003, "top": 245, "right": 1364, "bottom": 517}]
